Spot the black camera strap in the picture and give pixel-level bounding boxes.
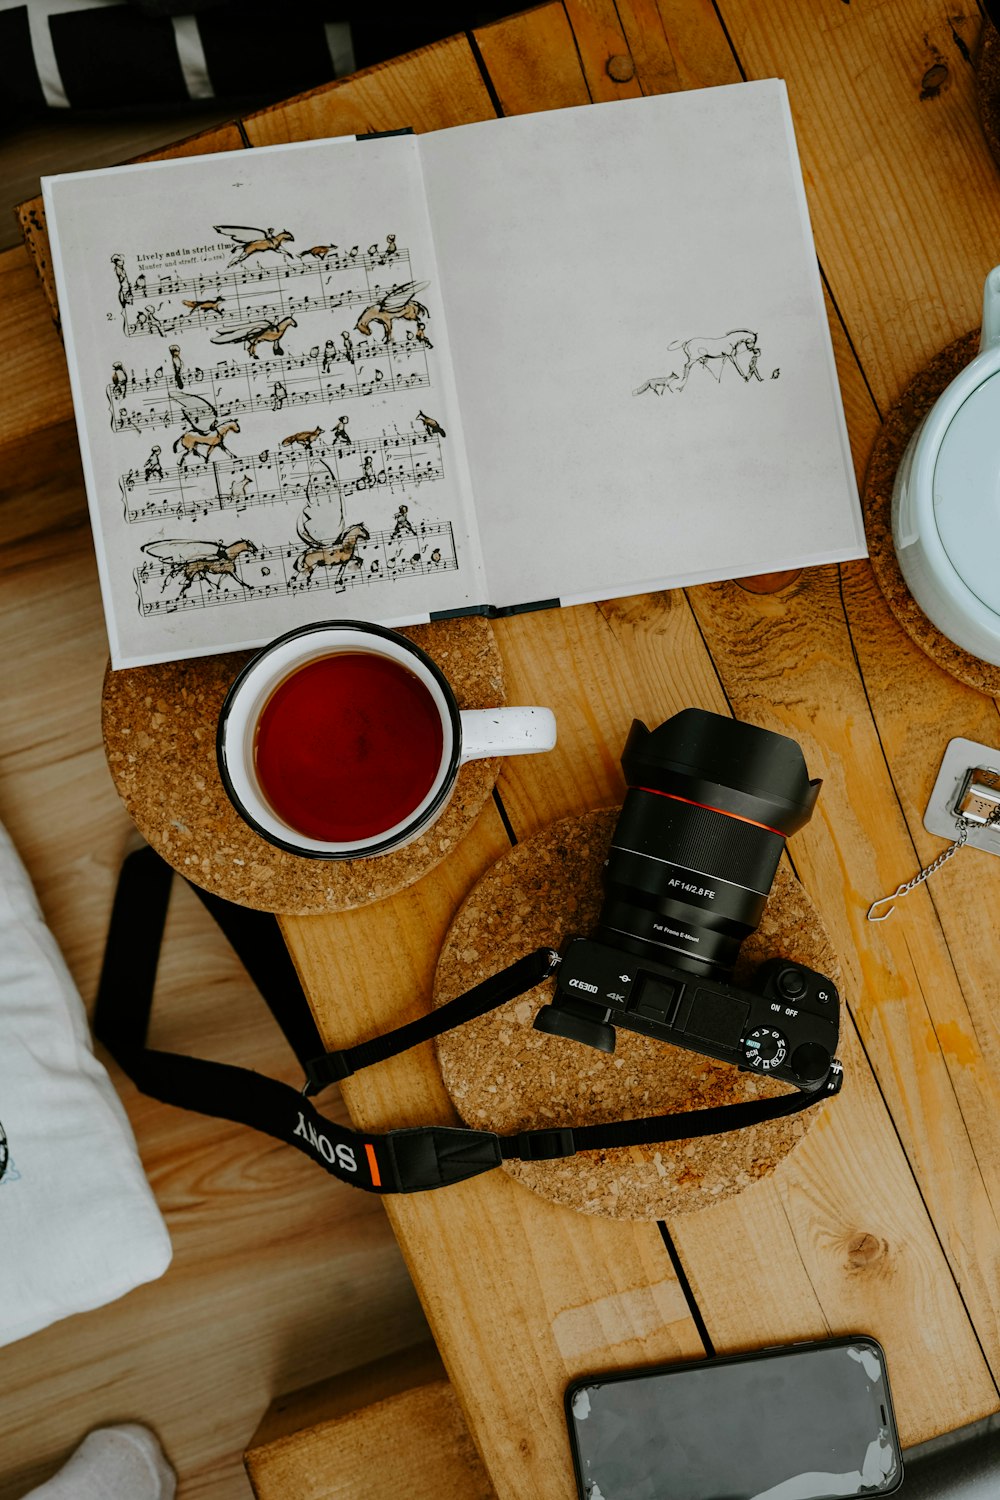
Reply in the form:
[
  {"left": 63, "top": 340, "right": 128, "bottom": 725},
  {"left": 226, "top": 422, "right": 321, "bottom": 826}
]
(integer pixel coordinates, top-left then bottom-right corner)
[{"left": 95, "top": 845, "right": 842, "bottom": 1197}]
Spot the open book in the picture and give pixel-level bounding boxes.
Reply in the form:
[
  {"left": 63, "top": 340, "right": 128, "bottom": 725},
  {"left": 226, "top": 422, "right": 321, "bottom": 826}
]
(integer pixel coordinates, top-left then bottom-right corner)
[{"left": 43, "top": 80, "right": 865, "bottom": 670}]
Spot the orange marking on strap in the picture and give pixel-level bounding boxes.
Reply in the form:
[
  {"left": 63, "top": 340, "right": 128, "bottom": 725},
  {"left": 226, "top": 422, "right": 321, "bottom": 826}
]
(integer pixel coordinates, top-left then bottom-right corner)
[{"left": 365, "top": 1143, "right": 381, "bottom": 1187}]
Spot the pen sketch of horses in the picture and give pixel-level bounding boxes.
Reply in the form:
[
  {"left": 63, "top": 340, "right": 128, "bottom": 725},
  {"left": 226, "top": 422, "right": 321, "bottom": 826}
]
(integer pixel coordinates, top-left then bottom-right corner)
[
  {"left": 214, "top": 225, "right": 295, "bottom": 266},
  {"left": 140, "top": 538, "right": 259, "bottom": 599},
  {"left": 293, "top": 513, "right": 371, "bottom": 586},
  {"left": 634, "top": 330, "right": 763, "bottom": 395},
  {"left": 170, "top": 390, "right": 241, "bottom": 465}
]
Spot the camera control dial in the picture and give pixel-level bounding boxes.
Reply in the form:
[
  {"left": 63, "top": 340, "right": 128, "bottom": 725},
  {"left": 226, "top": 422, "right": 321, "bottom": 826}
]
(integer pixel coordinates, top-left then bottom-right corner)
[{"left": 743, "top": 1027, "right": 787, "bottom": 1070}]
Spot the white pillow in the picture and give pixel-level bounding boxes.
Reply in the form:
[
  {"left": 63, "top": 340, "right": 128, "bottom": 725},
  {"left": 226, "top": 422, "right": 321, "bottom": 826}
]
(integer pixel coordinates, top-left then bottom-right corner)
[{"left": 0, "top": 821, "right": 172, "bottom": 1347}]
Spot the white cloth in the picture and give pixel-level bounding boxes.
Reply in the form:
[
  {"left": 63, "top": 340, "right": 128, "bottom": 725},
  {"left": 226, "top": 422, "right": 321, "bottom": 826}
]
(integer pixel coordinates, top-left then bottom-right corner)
[
  {"left": 0, "top": 822, "right": 171, "bottom": 1347},
  {"left": 22, "top": 1425, "right": 176, "bottom": 1500}
]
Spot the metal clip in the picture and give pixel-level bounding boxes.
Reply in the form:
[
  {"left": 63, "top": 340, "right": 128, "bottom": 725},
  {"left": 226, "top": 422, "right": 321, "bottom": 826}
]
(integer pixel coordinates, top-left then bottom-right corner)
[{"left": 954, "top": 766, "right": 1000, "bottom": 825}]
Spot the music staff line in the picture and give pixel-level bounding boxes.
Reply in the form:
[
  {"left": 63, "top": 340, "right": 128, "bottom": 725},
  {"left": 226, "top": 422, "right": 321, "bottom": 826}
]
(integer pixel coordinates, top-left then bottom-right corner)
[
  {"left": 120, "top": 432, "right": 446, "bottom": 524},
  {"left": 123, "top": 247, "right": 412, "bottom": 338},
  {"left": 134, "top": 519, "right": 458, "bottom": 615},
  {"left": 109, "top": 345, "right": 432, "bottom": 435}
]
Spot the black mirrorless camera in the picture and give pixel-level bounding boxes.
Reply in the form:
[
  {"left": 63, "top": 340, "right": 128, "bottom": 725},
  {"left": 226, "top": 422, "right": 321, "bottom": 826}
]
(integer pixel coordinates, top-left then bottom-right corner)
[{"left": 534, "top": 709, "right": 840, "bottom": 1093}]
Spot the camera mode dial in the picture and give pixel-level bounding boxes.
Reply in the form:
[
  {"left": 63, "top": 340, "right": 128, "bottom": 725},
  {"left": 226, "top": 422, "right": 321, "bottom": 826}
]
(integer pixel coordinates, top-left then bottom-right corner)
[{"left": 743, "top": 1027, "right": 787, "bottom": 1070}]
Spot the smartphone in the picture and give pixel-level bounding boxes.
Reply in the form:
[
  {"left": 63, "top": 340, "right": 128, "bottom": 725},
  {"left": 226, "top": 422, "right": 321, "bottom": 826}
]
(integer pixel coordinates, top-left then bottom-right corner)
[{"left": 565, "top": 1335, "right": 902, "bottom": 1500}]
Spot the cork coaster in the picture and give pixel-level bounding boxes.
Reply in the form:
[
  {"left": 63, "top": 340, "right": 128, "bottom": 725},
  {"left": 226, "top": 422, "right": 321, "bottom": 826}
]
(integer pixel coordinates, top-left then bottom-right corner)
[
  {"left": 433, "top": 809, "right": 841, "bottom": 1221},
  {"left": 977, "top": 18, "right": 1000, "bottom": 170},
  {"left": 862, "top": 328, "right": 1000, "bottom": 696},
  {"left": 102, "top": 616, "right": 505, "bottom": 915}
]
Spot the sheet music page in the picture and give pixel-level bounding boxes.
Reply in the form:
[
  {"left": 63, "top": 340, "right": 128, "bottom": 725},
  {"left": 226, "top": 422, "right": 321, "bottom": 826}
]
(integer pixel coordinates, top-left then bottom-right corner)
[
  {"left": 43, "top": 135, "right": 485, "bottom": 668},
  {"left": 419, "top": 82, "right": 865, "bottom": 608}
]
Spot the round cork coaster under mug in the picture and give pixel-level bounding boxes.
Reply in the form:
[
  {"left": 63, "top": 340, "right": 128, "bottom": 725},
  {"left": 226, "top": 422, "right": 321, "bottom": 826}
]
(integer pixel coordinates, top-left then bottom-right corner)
[
  {"left": 862, "top": 328, "right": 1000, "bottom": 697},
  {"left": 433, "top": 808, "right": 842, "bottom": 1221},
  {"left": 977, "top": 12, "right": 1000, "bottom": 171},
  {"left": 102, "top": 615, "right": 505, "bottom": 915}
]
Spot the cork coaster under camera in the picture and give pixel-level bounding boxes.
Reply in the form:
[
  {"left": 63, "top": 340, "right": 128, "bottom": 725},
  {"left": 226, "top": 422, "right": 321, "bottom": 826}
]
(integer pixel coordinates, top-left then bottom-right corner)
[
  {"left": 102, "top": 616, "right": 504, "bottom": 915},
  {"left": 863, "top": 328, "right": 1000, "bottom": 696},
  {"left": 433, "top": 809, "right": 841, "bottom": 1221}
]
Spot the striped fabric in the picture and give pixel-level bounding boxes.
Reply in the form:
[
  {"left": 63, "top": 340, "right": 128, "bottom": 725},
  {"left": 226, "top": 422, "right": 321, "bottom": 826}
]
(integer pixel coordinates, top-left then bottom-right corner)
[{"left": 0, "top": 0, "right": 354, "bottom": 111}]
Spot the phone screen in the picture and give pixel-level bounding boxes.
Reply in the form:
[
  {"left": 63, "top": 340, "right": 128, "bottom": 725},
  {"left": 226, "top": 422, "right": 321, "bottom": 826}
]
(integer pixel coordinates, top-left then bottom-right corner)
[{"left": 566, "top": 1337, "right": 902, "bottom": 1500}]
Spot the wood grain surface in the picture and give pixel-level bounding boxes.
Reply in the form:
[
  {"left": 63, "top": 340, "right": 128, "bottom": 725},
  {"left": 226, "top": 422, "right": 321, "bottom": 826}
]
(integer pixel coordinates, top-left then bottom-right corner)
[
  {"left": 8, "top": 4, "right": 1000, "bottom": 1499},
  {"left": 281, "top": 0, "right": 1000, "bottom": 1489},
  {"left": 245, "top": 1343, "right": 495, "bottom": 1499}
]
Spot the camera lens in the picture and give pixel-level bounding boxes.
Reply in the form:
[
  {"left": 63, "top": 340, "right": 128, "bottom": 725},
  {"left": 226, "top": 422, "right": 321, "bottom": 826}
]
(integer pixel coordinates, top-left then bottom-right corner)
[{"left": 597, "top": 709, "right": 820, "bottom": 978}]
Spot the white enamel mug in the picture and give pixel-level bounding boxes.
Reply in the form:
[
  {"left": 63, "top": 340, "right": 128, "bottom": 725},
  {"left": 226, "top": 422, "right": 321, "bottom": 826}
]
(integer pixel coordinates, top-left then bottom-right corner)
[
  {"left": 217, "top": 620, "right": 557, "bottom": 859},
  {"left": 892, "top": 265, "right": 1000, "bottom": 663}
]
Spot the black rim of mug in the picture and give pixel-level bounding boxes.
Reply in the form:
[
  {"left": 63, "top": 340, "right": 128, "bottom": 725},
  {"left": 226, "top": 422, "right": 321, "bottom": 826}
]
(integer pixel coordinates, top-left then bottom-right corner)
[{"left": 216, "top": 620, "right": 463, "bottom": 861}]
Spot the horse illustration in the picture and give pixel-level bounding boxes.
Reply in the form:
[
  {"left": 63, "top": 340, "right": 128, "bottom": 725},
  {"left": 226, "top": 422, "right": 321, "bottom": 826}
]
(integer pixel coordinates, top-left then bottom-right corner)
[
  {"left": 169, "top": 390, "right": 240, "bottom": 466},
  {"left": 634, "top": 330, "right": 763, "bottom": 395},
  {"left": 140, "top": 538, "right": 258, "bottom": 599},
  {"left": 211, "top": 315, "right": 297, "bottom": 359},
  {"left": 214, "top": 225, "right": 295, "bottom": 266},
  {"left": 293, "top": 514, "right": 370, "bottom": 585},
  {"left": 355, "top": 280, "right": 430, "bottom": 342},
  {"left": 174, "top": 422, "right": 240, "bottom": 465}
]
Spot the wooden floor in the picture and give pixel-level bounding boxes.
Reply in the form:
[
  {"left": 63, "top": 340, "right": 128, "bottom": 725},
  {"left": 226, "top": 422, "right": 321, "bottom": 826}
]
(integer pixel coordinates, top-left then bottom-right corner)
[{"left": 0, "top": 208, "right": 428, "bottom": 1500}]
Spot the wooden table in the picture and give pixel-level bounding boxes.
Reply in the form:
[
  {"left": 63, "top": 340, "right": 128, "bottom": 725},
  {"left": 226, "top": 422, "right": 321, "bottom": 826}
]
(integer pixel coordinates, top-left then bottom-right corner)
[{"left": 10, "top": 4, "right": 1000, "bottom": 1496}]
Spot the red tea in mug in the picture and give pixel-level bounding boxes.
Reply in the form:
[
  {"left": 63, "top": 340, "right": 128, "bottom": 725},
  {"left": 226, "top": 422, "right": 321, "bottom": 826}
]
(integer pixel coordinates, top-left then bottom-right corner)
[{"left": 254, "top": 652, "right": 445, "bottom": 843}]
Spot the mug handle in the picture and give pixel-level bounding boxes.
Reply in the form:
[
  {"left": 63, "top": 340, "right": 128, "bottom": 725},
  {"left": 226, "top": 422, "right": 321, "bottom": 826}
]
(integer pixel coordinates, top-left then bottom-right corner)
[
  {"left": 458, "top": 707, "right": 557, "bottom": 763},
  {"left": 980, "top": 265, "right": 1000, "bottom": 354}
]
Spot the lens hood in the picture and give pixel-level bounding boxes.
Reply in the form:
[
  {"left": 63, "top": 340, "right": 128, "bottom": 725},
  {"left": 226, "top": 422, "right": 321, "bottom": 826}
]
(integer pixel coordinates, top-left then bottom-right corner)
[{"left": 621, "top": 709, "right": 820, "bottom": 836}]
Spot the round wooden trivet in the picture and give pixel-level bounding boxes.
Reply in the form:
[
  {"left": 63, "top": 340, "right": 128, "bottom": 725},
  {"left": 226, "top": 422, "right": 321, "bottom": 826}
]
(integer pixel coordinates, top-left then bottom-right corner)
[
  {"left": 862, "top": 328, "right": 1000, "bottom": 696},
  {"left": 102, "top": 616, "right": 505, "bottom": 915},
  {"left": 433, "top": 809, "right": 842, "bottom": 1221}
]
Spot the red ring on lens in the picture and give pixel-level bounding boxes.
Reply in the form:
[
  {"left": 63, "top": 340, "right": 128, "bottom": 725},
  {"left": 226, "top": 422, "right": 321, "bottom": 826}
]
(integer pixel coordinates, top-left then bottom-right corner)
[{"left": 634, "top": 787, "right": 787, "bottom": 839}]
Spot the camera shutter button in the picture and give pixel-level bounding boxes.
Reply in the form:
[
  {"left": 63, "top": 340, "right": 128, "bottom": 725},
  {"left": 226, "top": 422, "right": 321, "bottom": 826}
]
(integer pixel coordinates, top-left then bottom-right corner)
[{"left": 776, "top": 967, "right": 807, "bottom": 1000}]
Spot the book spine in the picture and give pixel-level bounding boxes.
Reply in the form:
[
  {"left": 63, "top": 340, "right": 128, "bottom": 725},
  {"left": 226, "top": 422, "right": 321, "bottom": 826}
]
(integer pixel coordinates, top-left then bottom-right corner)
[{"left": 429, "top": 599, "right": 561, "bottom": 624}]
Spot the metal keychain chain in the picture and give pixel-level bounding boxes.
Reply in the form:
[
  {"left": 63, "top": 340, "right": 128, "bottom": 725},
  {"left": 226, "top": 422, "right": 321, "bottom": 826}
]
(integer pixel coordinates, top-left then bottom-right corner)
[{"left": 867, "top": 800, "right": 1000, "bottom": 922}]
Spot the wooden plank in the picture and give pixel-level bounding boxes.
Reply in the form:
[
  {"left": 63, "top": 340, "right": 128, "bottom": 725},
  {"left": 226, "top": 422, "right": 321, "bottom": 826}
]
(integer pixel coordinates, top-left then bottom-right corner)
[
  {"left": 248, "top": 1381, "right": 492, "bottom": 1500},
  {"left": 474, "top": 4, "right": 594, "bottom": 111},
  {"left": 715, "top": 0, "right": 997, "bottom": 406},
  {"left": 0, "top": 247, "right": 73, "bottom": 446},
  {"left": 249, "top": 1341, "right": 448, "bottom": 1447},
  {"left": 614, "top": 0, "right": 742, "bottom": 93},
  {"left": 242, "top": 34, "right": 496, "bottom": 147},
  {"left": 245, "top": 1344, "right": 494, "bottom": 1500},
  {"left": 559, "top": 0, "right": 643, "bottom": 100}
]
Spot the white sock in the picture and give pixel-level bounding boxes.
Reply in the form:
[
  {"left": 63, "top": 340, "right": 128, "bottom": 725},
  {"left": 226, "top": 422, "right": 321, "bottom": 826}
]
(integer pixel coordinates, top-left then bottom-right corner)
[{"left": 23, "top": 1424, "right": 176, "bottom": 1500}]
